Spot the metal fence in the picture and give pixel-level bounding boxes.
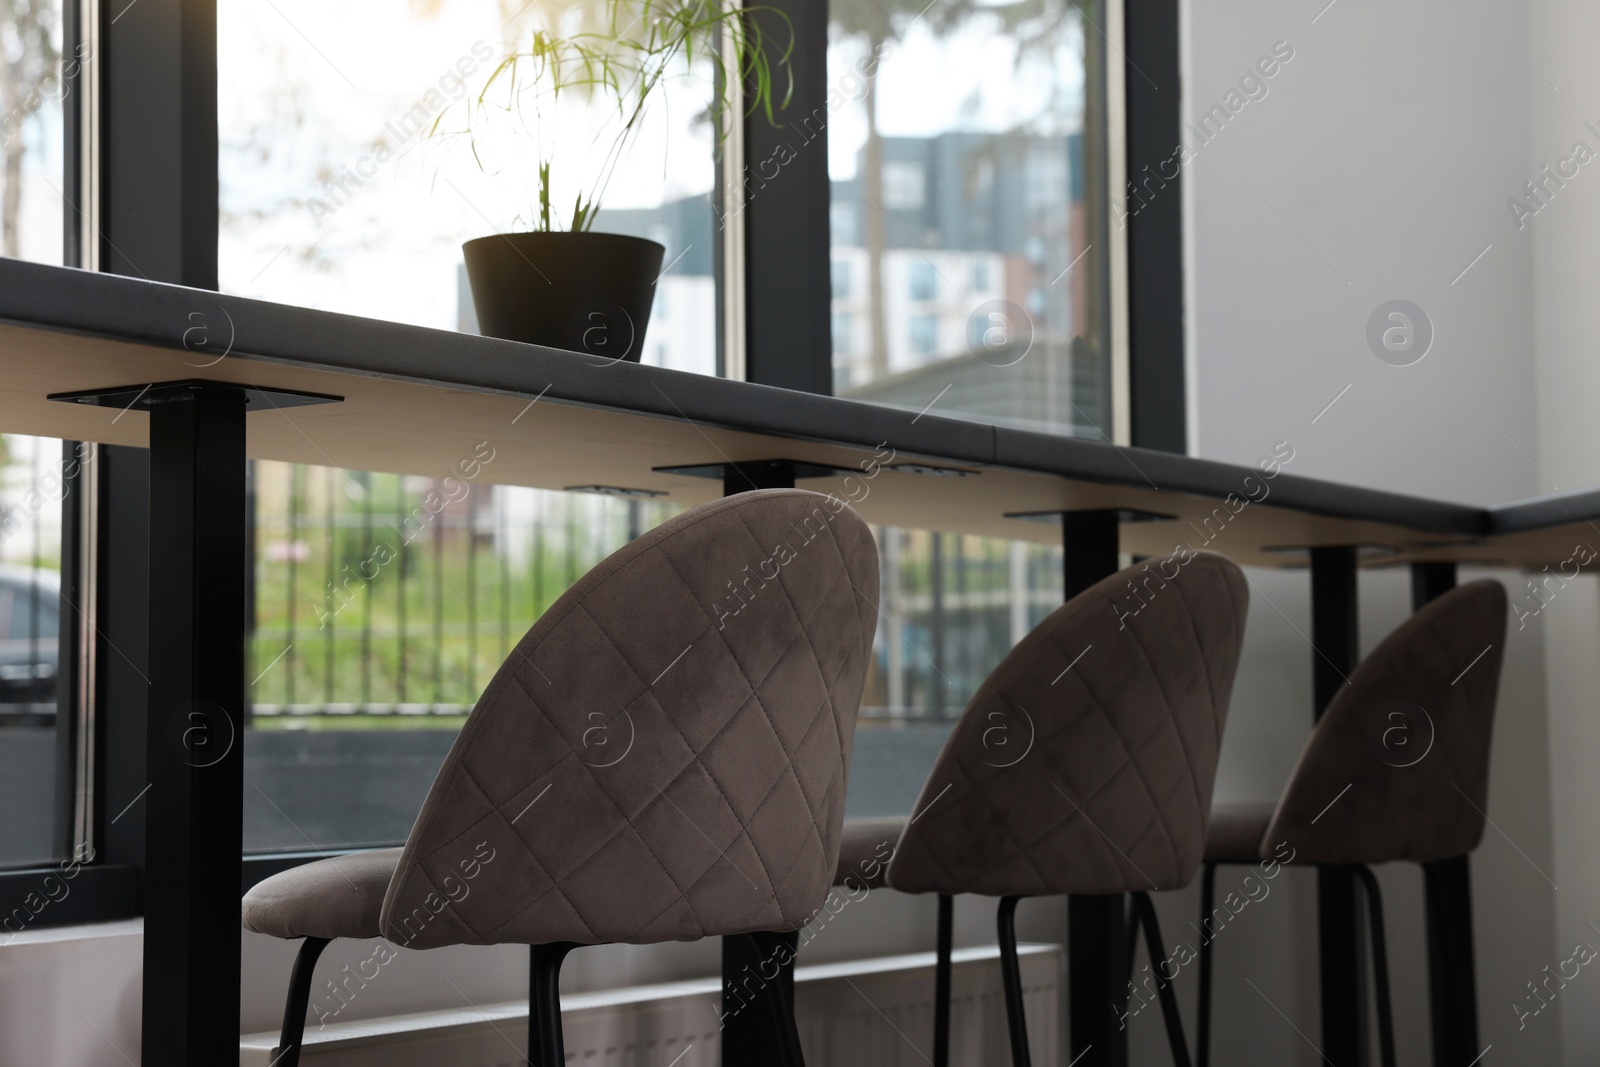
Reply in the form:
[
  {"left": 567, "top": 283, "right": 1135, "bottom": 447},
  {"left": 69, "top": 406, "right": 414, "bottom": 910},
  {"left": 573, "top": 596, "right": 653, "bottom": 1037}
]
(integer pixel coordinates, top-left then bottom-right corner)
[
  {"left": 245, "top": 460, "right": 1069, "bottom": 725},
  {"left": 247, "top": 462, "right": 674, "bottom": 717}
]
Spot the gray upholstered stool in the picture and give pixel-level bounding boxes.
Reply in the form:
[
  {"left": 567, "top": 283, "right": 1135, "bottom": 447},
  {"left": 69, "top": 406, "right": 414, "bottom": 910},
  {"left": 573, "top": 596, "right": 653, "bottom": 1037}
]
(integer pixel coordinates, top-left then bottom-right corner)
[
  {"left": 1195, "top": 578, "right": 1506, "bottom": 1067},
  {"left": 834, "top": 551, "right": 1250, "bottom": 1067},
  {"left": 242, "top": 489, "right": 880, "bottom": 1067}
]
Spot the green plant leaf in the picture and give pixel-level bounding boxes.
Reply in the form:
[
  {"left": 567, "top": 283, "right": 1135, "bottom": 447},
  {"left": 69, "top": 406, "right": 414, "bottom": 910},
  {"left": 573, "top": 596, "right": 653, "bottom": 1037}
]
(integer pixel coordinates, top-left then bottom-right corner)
[{"left": 444, "top": 0, "right": 795, "bottom": 229}]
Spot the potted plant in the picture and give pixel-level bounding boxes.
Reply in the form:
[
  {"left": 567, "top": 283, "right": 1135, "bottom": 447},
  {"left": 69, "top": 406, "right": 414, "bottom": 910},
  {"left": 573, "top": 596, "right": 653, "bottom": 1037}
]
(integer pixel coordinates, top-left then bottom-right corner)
[{"left": 451, "top": 0, "right": 792, "bottom": 361}]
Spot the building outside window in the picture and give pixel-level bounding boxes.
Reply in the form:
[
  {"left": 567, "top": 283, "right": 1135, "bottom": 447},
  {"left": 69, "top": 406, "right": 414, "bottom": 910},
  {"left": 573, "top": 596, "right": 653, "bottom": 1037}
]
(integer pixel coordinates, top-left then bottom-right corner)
[
  {"left": 909, "top": 312, "right": 937, "bottom": 356},
  {"left": 827, "top": 0, "right": 1109, "bottom": 440},
  {"left": 881, "top": 159, "right": 926, "bottom": 210},
  {"left": 831, "top": 257, "right": 851, "bottom": 299},
  {"left": 832, "top": 311, "right": 853, "bottom": 356}
]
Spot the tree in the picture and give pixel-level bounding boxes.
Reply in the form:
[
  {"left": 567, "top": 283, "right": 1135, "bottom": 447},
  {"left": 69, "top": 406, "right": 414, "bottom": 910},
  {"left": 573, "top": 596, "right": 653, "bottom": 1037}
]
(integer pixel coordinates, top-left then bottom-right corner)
[
  {"left": 0, "top": 0, "right": 58, "bottom": 258},
  {"left": 829, "top": 0, "right": 929, "bottom": 381}
]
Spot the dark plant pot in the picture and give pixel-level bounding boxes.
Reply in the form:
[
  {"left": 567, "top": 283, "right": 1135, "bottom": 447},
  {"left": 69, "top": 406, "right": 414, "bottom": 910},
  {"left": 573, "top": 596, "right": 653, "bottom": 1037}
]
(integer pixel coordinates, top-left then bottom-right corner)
[{"left": 462, "top": 231, "right": 665, "bottom": 362}]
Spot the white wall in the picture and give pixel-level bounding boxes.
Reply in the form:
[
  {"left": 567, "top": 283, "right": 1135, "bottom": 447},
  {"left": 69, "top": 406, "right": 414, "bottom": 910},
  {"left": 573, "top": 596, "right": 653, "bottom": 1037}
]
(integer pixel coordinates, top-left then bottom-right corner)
[
  {"left": 1185, "top": 0, "right": 1565, "bottom": 1061},
  {"left": 1527, "top": 1, "right": 1600, "bottom": 1061},
  {"left": 1185, "top": 0, "right": 1537, "bottom": 502}
]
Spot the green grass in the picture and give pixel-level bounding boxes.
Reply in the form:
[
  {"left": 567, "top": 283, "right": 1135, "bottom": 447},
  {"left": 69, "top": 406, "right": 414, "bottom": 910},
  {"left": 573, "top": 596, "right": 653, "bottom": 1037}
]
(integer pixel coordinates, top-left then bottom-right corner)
[
  {"left": 248, "top": 714, "right": 469, "bottom": 732},
  {"left": 247, "top": 465, "right": 681, "bottom": 710}
]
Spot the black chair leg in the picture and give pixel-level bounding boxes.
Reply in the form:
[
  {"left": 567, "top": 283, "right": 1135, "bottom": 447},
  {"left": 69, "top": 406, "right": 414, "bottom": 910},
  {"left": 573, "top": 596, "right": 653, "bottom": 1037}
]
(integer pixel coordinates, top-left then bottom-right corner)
[
  {"left": 1132, "top": 892, "right": 1193, "bottom": 1067},
  {"left": 1196, "top": 861, "right": 1218, "bottom": 1067},
  {"left": 274, "top": 936, "right": 331, "bottom": 1067},
  {"left": 934, "top": 894, "right": 953, "bottom": 1067},
  {"left": 529, "top": 942, "right": 577, "bottom": 1067},
  {"left": 996, "top": 896, "right": 1031, "bottom": 1067},
  {"left": 1122, "top": 893, "right": 1142, "bottom": 1014},
  {"left": 1353, "top": 866, "right": 1397, "bottom": 1067}
]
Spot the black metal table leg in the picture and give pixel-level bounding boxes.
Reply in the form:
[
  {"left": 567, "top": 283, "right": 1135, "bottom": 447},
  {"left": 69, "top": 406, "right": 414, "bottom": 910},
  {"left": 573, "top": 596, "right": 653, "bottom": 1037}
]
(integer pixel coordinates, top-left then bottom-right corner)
[
  {"left": 1069, "top": 894, "right": 1130, "bottom": 1064},
  {"left": 1061, "top": 510, "right": 1126, "bottom": 1067},
  {"left": 717, "top": 464, "right": 806, "bottom": 1067},
  {"left": 1422, "top": 856, "right": 1477, "bottom": 1061},
  {"left": 1310, "top": 546, "right": 1365, "bottom": 1066},
  {"left": 1412, "top": 562, "right": 1479, "bottom": 1064},
  {"left": 144, "top": 384, "right": 249, "bottom": 1064},
  {"left": 722, "top": 931, "right": 805, "bottom": 1066},
  {"left": 50, "top": 379, "right": 340, "bottom": 1066}
]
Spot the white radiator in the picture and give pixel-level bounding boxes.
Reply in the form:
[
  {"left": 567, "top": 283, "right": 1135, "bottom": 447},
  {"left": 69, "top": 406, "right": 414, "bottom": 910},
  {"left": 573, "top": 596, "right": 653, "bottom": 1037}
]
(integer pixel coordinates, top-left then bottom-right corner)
[{"left": 239, "top": 944, "right": 1063, "bottom": 1067}]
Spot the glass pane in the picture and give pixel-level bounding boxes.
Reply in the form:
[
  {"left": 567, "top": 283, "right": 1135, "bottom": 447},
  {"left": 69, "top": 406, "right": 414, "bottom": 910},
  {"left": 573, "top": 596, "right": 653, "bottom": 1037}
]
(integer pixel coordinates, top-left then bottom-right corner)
[
  {"left": 847, "top": 528, "right": 1063, "bottom": 816},
  {"left": 0, "top": 435, "right": 66, "bottom": 868},
  {"left": 218, "top": 1, "right": 718, "bottom": 375},
  {"left": 0, "top": 0, "right": 68, "bottom": 264},
  {"left": 827, "top": 0, "right": 1109, "bottom": 437},
  {"left": 243, "top": 463, "right": 683, "bottom": 852}
]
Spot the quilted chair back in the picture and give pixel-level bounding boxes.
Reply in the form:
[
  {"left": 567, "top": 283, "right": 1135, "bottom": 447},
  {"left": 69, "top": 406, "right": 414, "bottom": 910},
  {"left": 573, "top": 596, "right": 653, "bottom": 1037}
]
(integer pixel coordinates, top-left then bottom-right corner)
[
  {"left": 379, "top": 489, "right": 880, "bottom": 948},
  {"left": 887, "top": 551, "right": 1249, "bottom": 897},
  {"left": 1263, "top": 579, "right": 1506, "bottom": 865}
]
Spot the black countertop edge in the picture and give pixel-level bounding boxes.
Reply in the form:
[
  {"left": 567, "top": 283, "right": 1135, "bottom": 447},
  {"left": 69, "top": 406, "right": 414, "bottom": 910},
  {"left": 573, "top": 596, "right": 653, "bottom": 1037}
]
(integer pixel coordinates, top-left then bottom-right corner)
[
  {"left": 1487, "top": 486, "right": 1600, "bottom": 537},
  {"left": 1, "top": 259, "right": 997, "bottom": 466},
  {"left": 990, "top": 434, "right": 1488, "bottom": 538},
  {"left": 0, "top": 259, "right": 1505, "bottom": 536}
]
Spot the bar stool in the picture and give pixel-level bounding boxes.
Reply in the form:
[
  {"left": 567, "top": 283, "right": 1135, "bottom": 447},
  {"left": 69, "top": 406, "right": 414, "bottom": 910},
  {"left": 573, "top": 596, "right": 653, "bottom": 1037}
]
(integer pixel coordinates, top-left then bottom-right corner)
[
  {"left": 835, "top": 550, "right": 1251, "bottom": 1066},
  {"left": 1195, "top": 578, "right": 1507, "bottom": 1067},
  {"left": 241, "top": 488, "right": 881, "bottom": 1067}
]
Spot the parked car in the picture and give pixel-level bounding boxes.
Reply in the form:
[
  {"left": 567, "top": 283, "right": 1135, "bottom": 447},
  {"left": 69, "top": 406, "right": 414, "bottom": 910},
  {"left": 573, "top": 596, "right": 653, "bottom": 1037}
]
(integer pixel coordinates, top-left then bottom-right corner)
[{"left": 0, "top": 564, "right": 59, "bottom": 718}]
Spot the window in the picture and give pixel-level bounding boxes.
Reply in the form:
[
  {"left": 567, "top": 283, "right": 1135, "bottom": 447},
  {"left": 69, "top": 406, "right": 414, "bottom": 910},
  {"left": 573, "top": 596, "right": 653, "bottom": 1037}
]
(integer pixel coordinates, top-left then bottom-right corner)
[
  {"left": 0, "top": 3, "right": 67, "bottom": 266},
  {"left": 243, "top": 462, "right": 683, "bottom": 852},
  {"left": 831, "top": 312, "right": 854, "bottom": 358},
  {"left": 217, "top": 1, "right": 720, "bottom": 376},
  {"left": 827, "top": 0, "right": 1109, "bottom": 439},
  {"left": 830, "top": 199, "right": 859, "bottom": 246},
  {"left": 882, "top": 159, "right": 926, "bottom": 210},
  {"left": 16, "top": 0, "right": 1119, "bottom": 862},
  {"left": 0, "top": 435, "right": 66, "bottom": 868},
  {"left": 831, "top": 257, "right": 852, "bottom": 299}
]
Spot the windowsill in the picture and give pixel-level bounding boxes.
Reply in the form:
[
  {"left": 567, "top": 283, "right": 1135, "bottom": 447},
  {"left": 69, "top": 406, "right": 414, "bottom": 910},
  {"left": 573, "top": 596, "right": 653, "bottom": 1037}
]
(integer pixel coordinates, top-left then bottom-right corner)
[{"left": 1, "top": 915, "right": 142, "bottom": 947}]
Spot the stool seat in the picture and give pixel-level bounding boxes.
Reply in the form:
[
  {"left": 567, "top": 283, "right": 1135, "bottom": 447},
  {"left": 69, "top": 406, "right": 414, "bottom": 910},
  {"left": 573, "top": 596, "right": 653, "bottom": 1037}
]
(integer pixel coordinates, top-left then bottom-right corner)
[
  {"left": 242, "top": 848, "right": 401, "bottom": 941},
  {"left": 1204, "top": 801, "right": 1274, "bottom": 864},
  {"left": 834, "top": 816, "right": 906, "bottom": 889}
]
